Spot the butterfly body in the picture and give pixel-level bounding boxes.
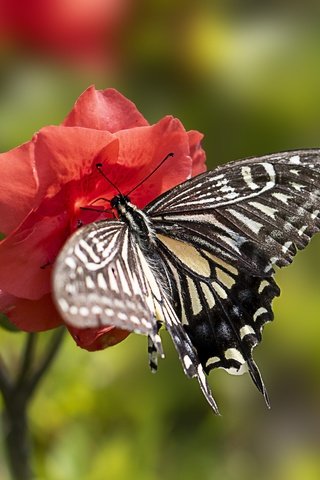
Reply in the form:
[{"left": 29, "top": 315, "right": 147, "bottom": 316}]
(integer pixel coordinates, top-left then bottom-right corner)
[
  {"left": 110, "top": 194, "right": 156, "bottom": 248},
  {"left": 53, "top": 149, "right": 320, "bottom": 413}
]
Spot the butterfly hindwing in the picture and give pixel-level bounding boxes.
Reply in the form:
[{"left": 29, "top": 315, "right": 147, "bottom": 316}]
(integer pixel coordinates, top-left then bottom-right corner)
[{"left": 156, "top": 232, "right": 280, "bottom": 404}]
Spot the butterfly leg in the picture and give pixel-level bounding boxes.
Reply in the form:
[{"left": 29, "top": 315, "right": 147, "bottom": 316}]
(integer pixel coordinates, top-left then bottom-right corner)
[
  {"left": 148, "top": 336, "right": 158, "bottom": 373},
  {"left": 148, "top": 322, "right": 164, "bottom": 373}
]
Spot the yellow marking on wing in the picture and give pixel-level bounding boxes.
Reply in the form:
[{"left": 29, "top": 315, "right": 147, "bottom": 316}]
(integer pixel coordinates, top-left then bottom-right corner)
[
  {"left": 258, "top": 280, "right": 269, "bottom": 294},
  {"left": 157, "top": 234, "right": 210, "bottom": 277},
  {"left": 204, "top": 251, "right": 238, "bottom": 275},
  {"left": 201, "top": 283, "right": 216, "bottom": 308},
  {"left": 216, "top": 267, "right": 236, "bottom": 289},
  {"left": 212, "top": 281, "right": 227, "bottom": 299},
  {"left": 187, "top": 277, "right": 202, "bottom": 315}
]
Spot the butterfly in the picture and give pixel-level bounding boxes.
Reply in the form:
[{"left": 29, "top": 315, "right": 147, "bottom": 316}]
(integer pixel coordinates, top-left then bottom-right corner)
[{"left": 52, "top": 149, "right": 320, "bottom": 414}]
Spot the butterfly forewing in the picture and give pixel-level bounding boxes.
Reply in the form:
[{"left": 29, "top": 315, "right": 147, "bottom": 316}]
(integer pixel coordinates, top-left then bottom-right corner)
[
  {"left": 53, "top": 221, "right": 161, "bottom": 335},
  {"left": 148, "top": 150, "right": 320, "bottom": 273}
]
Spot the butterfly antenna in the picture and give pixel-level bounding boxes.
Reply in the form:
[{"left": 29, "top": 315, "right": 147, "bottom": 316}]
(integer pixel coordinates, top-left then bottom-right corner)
[
  {"left": 96, "top": 162, "right": 122, "bottom": 195},
  {"left": 126, "top": 152, "right": 174, "bottom": 196}
]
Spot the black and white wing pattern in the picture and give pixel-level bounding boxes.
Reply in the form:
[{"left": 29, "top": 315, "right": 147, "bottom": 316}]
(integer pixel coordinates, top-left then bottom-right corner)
[
  {"left": 53, "top": 221, "right": 159, "bottom": 334},
  {"left": 53, "top": 218, "right": 219, "bottom": 413},
  {"left": 145, "top": 149, "right": 320, "bottom": 405},
  {"left": 53, "top": 148, "right": 320, "bottom": 413},
  {"left": 147, "top": 150, "right": 320, "bottom": 272}
]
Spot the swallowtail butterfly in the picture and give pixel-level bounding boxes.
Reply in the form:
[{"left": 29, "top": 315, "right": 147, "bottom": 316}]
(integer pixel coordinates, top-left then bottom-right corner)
[{"left": 53, "top": 149, "right": 320, "bottom": 414}]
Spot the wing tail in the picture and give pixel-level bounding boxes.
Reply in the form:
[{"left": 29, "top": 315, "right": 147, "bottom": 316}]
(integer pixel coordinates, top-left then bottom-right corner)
[
  {"left": 247, "top": 358, "right": 270, "bottom": 408},
  {"left": 163, "top": 299, "right": 220, "bottom": 414}
]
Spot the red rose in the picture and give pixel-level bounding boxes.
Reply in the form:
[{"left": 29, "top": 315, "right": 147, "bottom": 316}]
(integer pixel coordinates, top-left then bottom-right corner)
[
  {"left": 0, "top": 0, "right": 131, "bottom": 68},
  {"left": 0, "top": 86, "right": 206, "bottom": 350}
]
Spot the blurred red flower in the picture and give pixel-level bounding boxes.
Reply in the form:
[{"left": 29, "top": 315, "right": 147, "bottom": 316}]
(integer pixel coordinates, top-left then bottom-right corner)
[
  {"left": 0, "top": 0, "right": 131, "bottom": 68},
  {"left": 0, "top": 86, "right": 206, "bottom": 350}
]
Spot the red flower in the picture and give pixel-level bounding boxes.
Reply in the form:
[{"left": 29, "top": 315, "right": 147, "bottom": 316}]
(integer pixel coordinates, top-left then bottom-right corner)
[
  {"left": 0, "top": 86, "right": 206, "bottom": 350},
  {"left": 0, "top": 0, "right": 131, "bottom": 68}
]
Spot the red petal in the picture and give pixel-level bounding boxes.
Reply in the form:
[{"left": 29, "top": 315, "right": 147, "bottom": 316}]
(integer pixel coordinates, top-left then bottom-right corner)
[
  {"left": 0, "top": 141, "right": 37, "bottom": 235},
  {"left": 63, "top": 86, "right": 149, "bottom": 132},
  {"left": 188, "top": 130, "right": 207, "bottom": 176},
  {"left": 3, "top": 293, "right": 62, "bottom": 332},
  {"left": 113, "top": 116, "right": 194, "bottom": 207},
  {"left": 0, "top": 289, "right": 16, "bottom": 310},
  {"left": 68, "top": 325, "right": 130, "bottom": 351},
  {"left": 33, "top": 126, "right": 115, "bottom": 200},
  {"left": 0, "top": 211, "right": 68, "bottom": 299}
]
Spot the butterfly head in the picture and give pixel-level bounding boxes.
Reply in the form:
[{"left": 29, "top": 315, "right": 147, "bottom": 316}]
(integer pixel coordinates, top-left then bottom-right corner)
[
  {"left": 110, "top": 194, "right": 129, "bottom": 208},
  {"left": 110, "top": 194, "right": 132, "bottom": 218}
]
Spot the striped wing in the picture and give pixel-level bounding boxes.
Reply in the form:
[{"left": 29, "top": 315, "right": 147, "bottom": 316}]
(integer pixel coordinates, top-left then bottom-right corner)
[
  {"left": 147, "top": 149, "right": 320, "bottom": 274},
  {"left": 146, "top": 150, "right": 320, "bottom": 401},
  {"left": 156, "top": 233, "right": 279, "bottom": 404},
  {"left": 53, "top": 219, "right": 219, "bottom": 413},
  {"left": 53, "top": 221, "right": 161, "bottom": 336}
]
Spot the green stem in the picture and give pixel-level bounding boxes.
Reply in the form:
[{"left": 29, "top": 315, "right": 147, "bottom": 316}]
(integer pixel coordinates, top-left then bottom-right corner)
[
  {"left": 2, "top": 396, "right": 32, "bottom": 480},
  {"left": 0, "top": 328, "right": 65, "bottom": 480},
  {"left": 26, "top": 328, "right": 65, "bottom": 398},
  {"left": 16, "top": 334, "right": 37, "bottom": 388}
]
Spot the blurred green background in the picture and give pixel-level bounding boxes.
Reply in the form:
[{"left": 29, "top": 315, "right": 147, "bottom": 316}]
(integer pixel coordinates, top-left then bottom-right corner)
[{"left": 1, "top": 1, "right": 320, "bottom": 479}]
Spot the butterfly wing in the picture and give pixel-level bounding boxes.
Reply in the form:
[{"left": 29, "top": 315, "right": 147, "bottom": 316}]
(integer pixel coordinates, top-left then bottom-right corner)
[
  {"left": 53, "top": 218, "right": 219, "bottom": 412},
  {"left": 155, "top": 233, "right": 278, "bottom": 405},
  {"left": 53, "top": 221, "right": 163, "bottom": 338},
  {"left": 147, "top": 149, "right": 320, "bottom": 273},
  {"left": 53, "top": 148, "right": 320, "bottom": 412},
  {"left": 146, "top": 149, "right": 320, "bottom": 401}
]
